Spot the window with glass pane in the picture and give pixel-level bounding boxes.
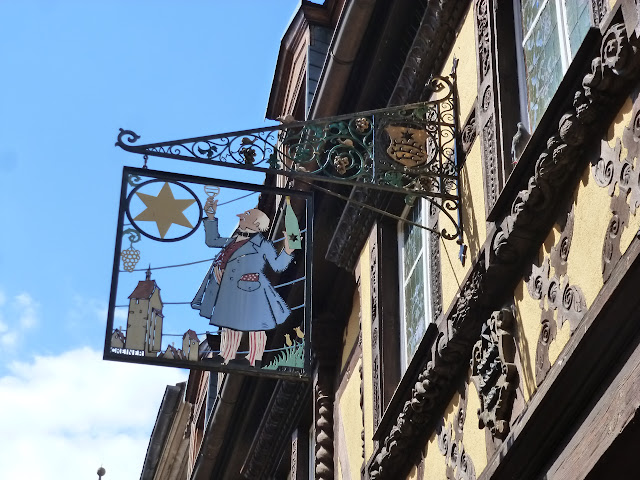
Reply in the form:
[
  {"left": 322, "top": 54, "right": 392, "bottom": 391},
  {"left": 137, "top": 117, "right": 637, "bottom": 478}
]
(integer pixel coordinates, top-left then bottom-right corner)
[
  {"left": 398, "top": 200, "right": 432, "bottom": 370},
  {"left": 519, "top": 0, "right": 591, "bottom": 130}
]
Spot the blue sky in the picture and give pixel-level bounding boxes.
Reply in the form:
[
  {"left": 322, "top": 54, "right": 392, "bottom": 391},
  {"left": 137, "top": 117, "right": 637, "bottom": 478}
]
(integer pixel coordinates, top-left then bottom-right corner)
[{"left": 0, "top": 1, "right": 302, "bottom": 478}]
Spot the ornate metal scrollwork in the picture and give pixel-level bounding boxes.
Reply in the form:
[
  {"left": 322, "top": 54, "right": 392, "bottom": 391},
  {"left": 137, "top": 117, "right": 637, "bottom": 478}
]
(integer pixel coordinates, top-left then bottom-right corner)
[{"left": 116, "top": 75, "right": 462, "bottom": 243}]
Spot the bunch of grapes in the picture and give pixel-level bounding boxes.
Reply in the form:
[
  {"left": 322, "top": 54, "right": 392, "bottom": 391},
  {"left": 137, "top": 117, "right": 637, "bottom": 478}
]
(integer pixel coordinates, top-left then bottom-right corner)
[{"left": 121, "top": 246, "right": 141, "bottom": 272}]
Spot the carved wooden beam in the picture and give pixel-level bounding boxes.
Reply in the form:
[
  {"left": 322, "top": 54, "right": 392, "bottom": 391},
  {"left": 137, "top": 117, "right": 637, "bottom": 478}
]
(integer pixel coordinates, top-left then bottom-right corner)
[{"left": 369, "top": 261, "right": 487, "bottom": 479}]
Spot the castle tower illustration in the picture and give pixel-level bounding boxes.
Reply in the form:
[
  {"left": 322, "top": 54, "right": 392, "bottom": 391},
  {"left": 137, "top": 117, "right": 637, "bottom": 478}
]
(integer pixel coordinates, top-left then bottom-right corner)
[
  {"left": 182, "top": 329, "right": 199, "bottom": 361},
  {"left": 125, "top": 267, "right": 164, "bottom": 356},
  {"left": 111, "top": 327, "right": 126, "bottom": 348}
]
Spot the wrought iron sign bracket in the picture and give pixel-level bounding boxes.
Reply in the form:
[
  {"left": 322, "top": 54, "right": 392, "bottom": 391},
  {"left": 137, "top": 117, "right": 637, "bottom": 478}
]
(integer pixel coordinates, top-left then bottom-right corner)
[{"left": 116, "top": 75, "right": 464, "bottom": 244}]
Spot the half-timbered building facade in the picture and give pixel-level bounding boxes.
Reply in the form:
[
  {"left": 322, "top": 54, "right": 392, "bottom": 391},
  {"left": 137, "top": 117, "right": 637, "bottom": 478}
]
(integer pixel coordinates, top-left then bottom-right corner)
[{"left": 143, "top": 1, "right": 640, "bottom": 478}]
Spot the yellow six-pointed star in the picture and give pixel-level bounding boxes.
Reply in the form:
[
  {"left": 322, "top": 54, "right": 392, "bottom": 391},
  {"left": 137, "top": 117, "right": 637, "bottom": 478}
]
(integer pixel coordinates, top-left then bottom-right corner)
[{"left": 134, "top": 182, "right": 196, "bottom": 238}]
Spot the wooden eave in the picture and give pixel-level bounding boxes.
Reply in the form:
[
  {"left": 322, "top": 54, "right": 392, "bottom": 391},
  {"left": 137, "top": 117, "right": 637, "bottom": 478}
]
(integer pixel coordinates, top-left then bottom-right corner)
[
  {"left": 140, "top": 382, "right": 187, "bottom": 480},
  {"left": 265, "top": 1, "right": 335, "bottom": 121}
]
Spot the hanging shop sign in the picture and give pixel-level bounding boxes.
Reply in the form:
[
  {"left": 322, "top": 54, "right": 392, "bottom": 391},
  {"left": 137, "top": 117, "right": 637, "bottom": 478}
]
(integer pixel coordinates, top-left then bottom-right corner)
[{"left": 104, "top": 167, "right": 312, "bottom": 381}]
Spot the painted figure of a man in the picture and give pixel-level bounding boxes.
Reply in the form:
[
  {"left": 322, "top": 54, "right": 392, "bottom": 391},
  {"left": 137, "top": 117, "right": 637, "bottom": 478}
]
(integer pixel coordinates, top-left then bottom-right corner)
[{"left": 191, "top": 197, "right": 294, "bottom": 366}]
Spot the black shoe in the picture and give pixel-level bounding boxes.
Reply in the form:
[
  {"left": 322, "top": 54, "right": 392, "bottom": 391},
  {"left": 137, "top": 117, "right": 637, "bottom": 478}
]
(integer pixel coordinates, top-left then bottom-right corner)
[{"left": 229, "top": 357, "right": 250, "bottom": 367}]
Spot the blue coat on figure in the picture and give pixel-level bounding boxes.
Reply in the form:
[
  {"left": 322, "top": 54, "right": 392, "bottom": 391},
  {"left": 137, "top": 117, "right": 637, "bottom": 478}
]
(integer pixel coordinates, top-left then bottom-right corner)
[{"left": 191, "top": 208, "right": 293, "bottom": 332}]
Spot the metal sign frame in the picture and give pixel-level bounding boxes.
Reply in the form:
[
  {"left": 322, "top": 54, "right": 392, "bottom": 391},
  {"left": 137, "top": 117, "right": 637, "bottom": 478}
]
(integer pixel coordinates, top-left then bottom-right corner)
[{"left": 104, "top": 167, "right": 313, "bottom": 381}]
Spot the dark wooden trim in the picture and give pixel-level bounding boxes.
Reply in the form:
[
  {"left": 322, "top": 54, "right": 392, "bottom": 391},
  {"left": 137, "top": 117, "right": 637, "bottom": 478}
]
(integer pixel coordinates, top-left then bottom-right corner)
[
  {"left": 368, "top": 223, "right": 383, "bottom": 433},
  {"left": 314, "top": 366, "right": 336, "bottom": 480},
  {"left": 479, "top": 235, "right": 640, "bottom": 479},
  {"left": 474, "top": 0, "right": 520, "bottom": 217},
  {"left": 373, "top": 322, "right": 439, "bottom": 441},
  {"left": 375, "top": 217, "right": 403, "bottom": 417},
  {"left": 290, "top": 427, "right": 310, "bottom": 480},
  {"left": 336, "top": 340, "right": 362, "bottom": 400},
  {"left": 370, "top": 203, "right": 444, "bottom": 442},
  {"left": 369, "top": 257, "right": 487, "bottom": 479},
  {"left": 460, "top": 101, "right": 478, "bottom": 161},
  {"left": 544, "top": 329, "right": 640, "bottom": 479}
]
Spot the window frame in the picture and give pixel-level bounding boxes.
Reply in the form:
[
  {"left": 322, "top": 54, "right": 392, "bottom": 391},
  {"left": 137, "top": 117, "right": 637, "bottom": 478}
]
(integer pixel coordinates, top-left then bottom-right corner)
[
  {"left": 476, "top": 0, "right": 602, "bottom": 222},
  {"left": 370, "top": 197, "right": 443, "bottom": 439},
  {"left": 397, "top": 199, "right": 434, "bottom": 372},
  {"left": 514, "top": 0, "right": 593, "bottom": 132}
]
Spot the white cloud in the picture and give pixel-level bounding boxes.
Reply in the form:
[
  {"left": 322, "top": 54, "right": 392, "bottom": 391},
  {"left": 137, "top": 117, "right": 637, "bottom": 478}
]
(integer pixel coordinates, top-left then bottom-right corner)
[
  {"left": 0, "top": 347, "right": 187, "bottom": 480},
  {"left": 68, "top": 294, "right": 112, "bottom": 327},
  {"left": 15, "top": 292, "right": 38, "bottom": 329},
  {"left": 0, "top": 330, "right": 18, "bottom": 348},
  {"left": 0, "top": 289, "right": 39, "bottom": 348}
]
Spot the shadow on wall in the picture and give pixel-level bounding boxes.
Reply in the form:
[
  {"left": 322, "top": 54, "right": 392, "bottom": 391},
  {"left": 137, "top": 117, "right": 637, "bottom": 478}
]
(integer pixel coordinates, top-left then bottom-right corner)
[
  {"left": 513, "top": 282, "right": 536, "bottom": 401},
  {"left": 461, "top": 163, "right": 481, "bottom": 262}
]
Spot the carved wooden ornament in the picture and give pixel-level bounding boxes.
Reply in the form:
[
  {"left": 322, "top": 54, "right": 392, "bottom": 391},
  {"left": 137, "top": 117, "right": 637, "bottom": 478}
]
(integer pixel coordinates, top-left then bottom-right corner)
[{"left": 470, "top": 308, "right": 518, "bottom": 440}]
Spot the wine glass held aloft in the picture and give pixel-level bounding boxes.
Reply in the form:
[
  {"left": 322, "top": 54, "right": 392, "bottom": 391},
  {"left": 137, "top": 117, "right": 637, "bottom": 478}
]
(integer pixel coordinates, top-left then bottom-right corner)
[{"left": 204, "top": 197, "right": 218, "bottom": 220}]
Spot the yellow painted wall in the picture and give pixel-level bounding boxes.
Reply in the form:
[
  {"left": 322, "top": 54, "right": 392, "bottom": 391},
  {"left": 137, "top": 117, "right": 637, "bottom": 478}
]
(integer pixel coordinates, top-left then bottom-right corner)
[
  {"left": 512, "top": 96, "right": 639, "bottom": 402},
  {"left": 357, "top": 237, "right": 375, "bottom": 461},
  {"left": 341, "top": 288, "right": 361, "bottom": 371},
  {"left": 437, "top": 2, "right": 486, "bottom": 315},
  {"left": 566, "top": 168, "right": 610, "bottom": 307},
  {"left": 513, "top": 278, "right": 541, "bottom": 402},
  {"left": 416, "top": 380, "right": 488, "bottom": 479},
  {"left": 422, "top": 431, "right": 448, "bottom": 479},
  {"left": 464, "top": 376, "right": 488, "bottom": 476},
  {"left": 338, "top": 356, "right": 365, "bottom": 478},
  {"left": 442, "top": 1, "right": 477, "bottom": 119},
  {"left": 336, "top": 235, "right": 376, "bottom": 479}
]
